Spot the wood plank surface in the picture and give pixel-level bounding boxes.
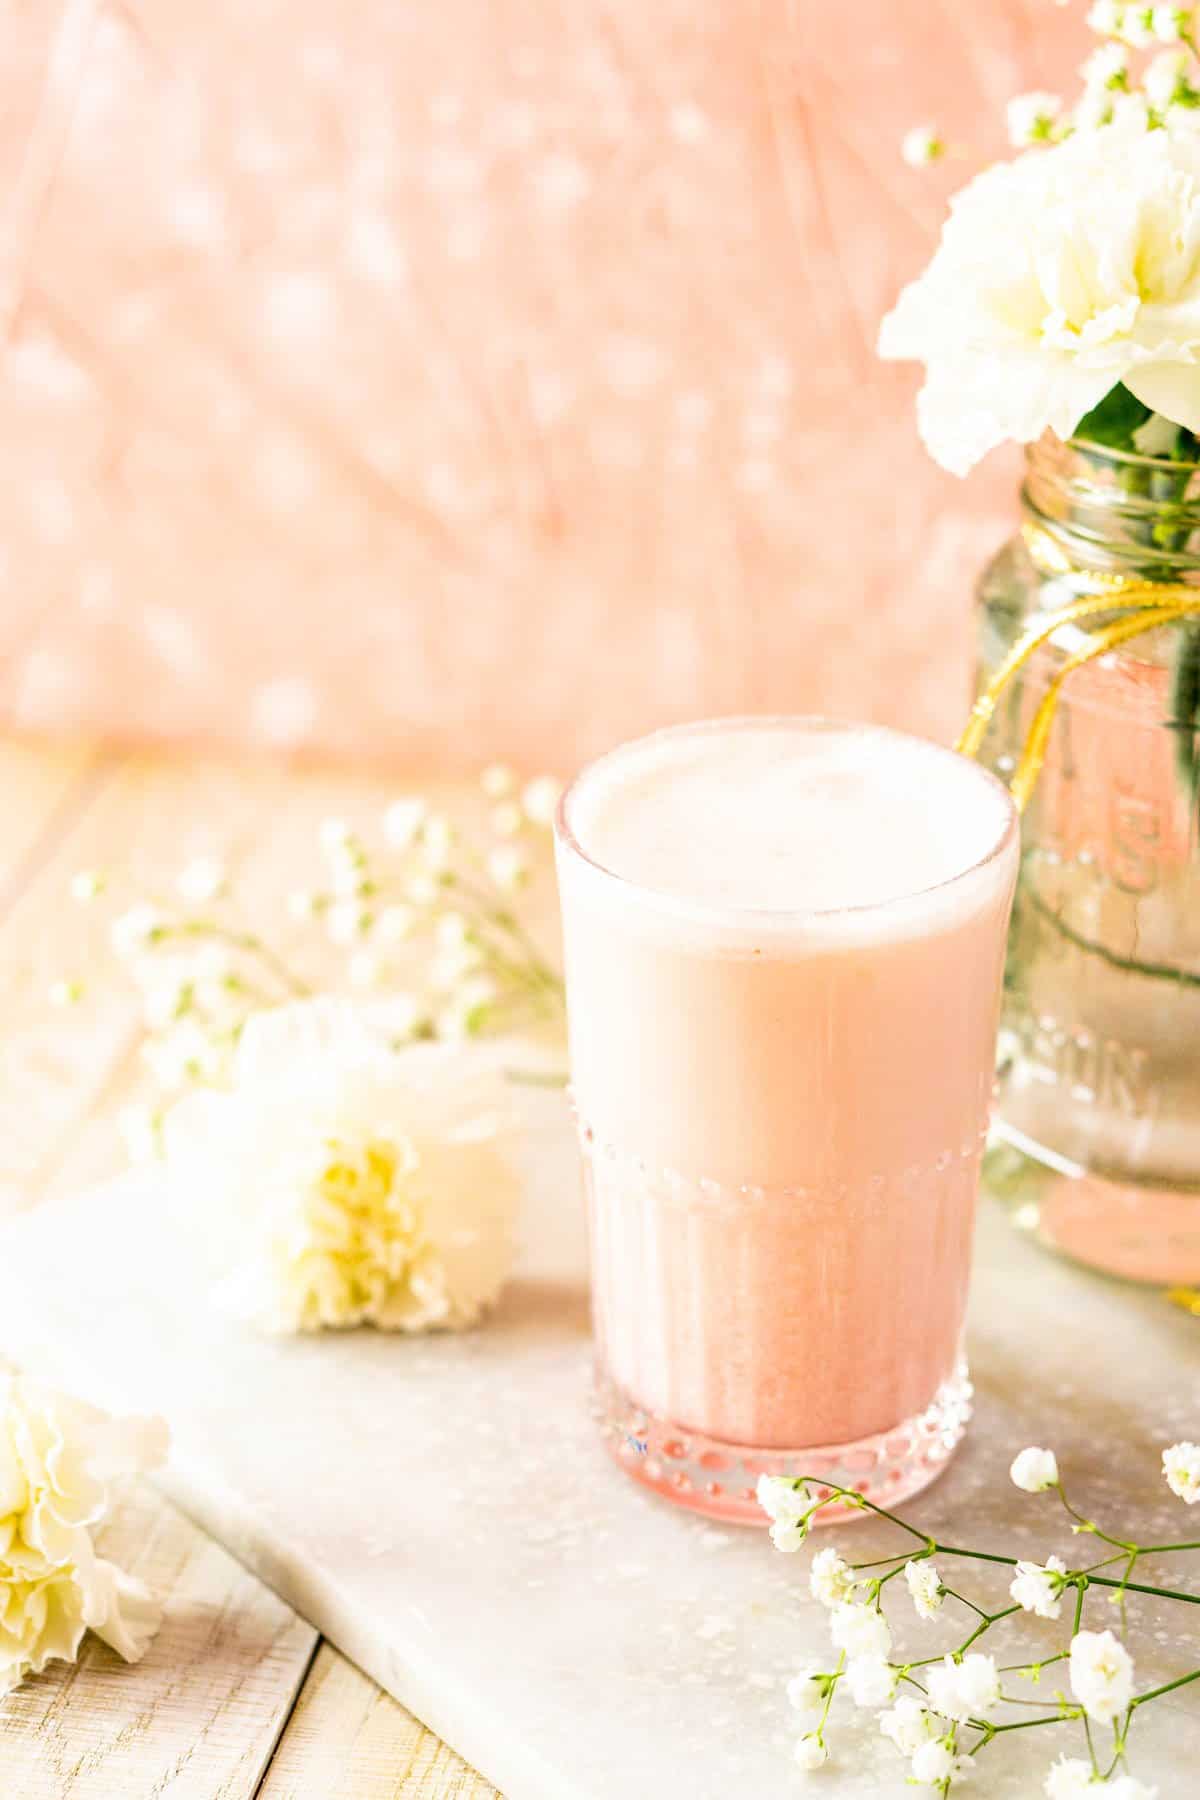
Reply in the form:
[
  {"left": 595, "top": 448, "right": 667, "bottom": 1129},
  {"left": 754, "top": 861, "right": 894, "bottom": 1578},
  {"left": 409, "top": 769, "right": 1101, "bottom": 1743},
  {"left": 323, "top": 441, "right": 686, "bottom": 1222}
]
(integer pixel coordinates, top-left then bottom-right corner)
[
  {"left": 0, "top": 1483, "right": 317, "bottom": 1799},
  {"left": 0, "top": 737, "right": 499, "bottom": 1797},
  {"left": 257, "top": 1646, "right": 498, "bottom": 1800}
]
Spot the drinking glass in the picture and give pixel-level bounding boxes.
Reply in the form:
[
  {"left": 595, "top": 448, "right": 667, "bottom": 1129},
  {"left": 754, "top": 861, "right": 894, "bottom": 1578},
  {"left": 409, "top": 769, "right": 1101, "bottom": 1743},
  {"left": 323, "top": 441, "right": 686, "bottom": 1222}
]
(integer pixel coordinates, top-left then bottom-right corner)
[{"left": 555, "top": 718, "right": 1019, "bottom": 1522}]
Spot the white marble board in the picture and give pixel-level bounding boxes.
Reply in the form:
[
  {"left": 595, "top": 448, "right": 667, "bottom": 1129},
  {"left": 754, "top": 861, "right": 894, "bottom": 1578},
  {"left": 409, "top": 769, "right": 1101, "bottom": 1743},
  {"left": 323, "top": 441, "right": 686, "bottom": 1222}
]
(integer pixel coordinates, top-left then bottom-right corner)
[{"left": 2, "top": 1091, "right": 1198, "bottom": 1797}]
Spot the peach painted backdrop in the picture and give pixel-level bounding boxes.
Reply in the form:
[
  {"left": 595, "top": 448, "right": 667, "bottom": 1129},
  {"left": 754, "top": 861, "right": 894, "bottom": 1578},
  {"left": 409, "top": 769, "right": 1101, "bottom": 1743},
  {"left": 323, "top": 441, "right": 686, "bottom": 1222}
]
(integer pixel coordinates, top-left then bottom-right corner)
[{"left": 0, "top": 0, "right": 1080, "bottom": 768}]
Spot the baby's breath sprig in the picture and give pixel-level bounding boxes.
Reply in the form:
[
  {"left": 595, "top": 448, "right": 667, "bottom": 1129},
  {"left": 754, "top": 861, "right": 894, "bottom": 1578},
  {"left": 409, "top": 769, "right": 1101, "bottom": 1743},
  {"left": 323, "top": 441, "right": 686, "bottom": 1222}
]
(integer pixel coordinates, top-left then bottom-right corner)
[
  {"left": 760, "top": 1442, "right": 1199, "bottom": 1793},
  {"left": 55, "top": 769, "right": 567, "bottom": 1163},
  {"left": 902, "top": 0, "right": 1200, "bottom": 166}
]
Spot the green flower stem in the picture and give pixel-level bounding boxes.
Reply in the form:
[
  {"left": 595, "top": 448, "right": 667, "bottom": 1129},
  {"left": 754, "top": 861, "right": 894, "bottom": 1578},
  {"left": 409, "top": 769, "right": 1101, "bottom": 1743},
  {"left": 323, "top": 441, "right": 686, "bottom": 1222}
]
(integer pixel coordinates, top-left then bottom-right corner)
[
  {"left": 1129, "top": 1664, "right": 1200, "bottom": 1710},
  {"left": 158, "top": 922, "right": 311, "bottom": 998}
]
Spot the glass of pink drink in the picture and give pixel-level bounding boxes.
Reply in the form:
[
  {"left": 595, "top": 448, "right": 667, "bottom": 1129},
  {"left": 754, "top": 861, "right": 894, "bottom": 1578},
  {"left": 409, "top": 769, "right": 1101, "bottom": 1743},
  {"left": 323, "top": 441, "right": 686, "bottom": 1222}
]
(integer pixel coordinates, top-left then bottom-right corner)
[{"left": 555, "top": 718, "right": 1019, "bottom": 1523}]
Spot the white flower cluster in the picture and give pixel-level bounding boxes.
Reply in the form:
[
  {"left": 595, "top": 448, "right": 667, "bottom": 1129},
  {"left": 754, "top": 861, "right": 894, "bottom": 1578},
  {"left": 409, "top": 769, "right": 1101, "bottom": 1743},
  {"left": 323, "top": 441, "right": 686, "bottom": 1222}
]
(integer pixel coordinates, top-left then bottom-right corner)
[
  {"left": 762, "top": 1442, "right": 1199, "bottom": 1788},
  {"left": 61, "top": 763, "right": 565, "bottom": 1166},
  {"left": 887, "top": 1, "right": 1200, "bottom": 473},
  {"left": 1046, "top": 1757, "right": 1157, "bottom": 1798},
  {"left": 0, "top": 1370, "right": 167, "bottom": 1693},
  {"left": 162, "top": 999, "right": 522, "bottom": 1334}
]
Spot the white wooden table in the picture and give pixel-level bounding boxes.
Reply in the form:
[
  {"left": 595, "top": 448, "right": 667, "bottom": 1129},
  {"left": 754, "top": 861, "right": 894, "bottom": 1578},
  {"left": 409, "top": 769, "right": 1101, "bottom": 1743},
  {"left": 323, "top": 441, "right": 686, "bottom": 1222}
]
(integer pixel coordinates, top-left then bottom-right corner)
[{"left": 0, "top": 738, "right": 498, "bottom": 1798}]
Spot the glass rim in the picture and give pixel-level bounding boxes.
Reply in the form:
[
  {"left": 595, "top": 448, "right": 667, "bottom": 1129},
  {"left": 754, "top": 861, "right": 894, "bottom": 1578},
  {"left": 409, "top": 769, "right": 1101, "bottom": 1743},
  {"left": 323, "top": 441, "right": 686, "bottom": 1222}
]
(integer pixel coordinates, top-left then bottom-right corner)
[{"left": 554, "top": 715, "right": 1020, "bottom": 930}]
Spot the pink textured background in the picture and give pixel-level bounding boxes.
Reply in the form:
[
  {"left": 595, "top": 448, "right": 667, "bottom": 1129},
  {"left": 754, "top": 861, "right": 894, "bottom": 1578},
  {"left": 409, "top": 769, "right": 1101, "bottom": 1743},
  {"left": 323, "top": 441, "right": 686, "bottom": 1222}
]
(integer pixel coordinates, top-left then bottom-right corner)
[{"left": 0, "top": 1, "right": 1079, "bottom": 768}]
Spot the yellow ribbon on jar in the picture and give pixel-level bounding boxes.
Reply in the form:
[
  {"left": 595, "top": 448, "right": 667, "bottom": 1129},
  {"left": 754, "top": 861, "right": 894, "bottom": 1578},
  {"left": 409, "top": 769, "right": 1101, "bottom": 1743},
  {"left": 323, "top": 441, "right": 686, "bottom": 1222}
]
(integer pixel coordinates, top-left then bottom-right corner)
[{"left": 956, "top": 523, "right": 1200, "bottom": 811}]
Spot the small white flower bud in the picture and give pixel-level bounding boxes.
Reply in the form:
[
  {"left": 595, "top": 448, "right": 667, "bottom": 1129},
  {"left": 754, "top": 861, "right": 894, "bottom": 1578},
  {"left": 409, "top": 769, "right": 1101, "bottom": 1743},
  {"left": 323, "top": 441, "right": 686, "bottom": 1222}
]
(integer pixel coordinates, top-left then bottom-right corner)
[
  {"left": 48, "top": 978, "right": 83, "bottom": 1007},
  {"left": 480, "top": 763, "right": 516, "bottom": 798},
  {"left": 1006, "top": 90, "right": 1063, "bottom": 145},
  {"left": 1146, "top": 46, "right": 1193, "bottom": 106},
  {"left": 176, "top": 857, "right": 226, "bottom": 905},
  {"left": 383, "top": 796, "right": 427, "bottom": 850},
  {"left": 487, "top": 845, "right": 530, "bottom": 891},
  {"left": 792, "top": 1734, "right": 828, "bottom": 1773},
  {"left": 318, "top": 817, "right": 353, "bottom": 856},
  {"left": 489, "top": 800, "right": 524, "bottom": 838},
  {"left": 521, "top": 775, "right": 563, "bottom": 826},
  {"left": 69, "top": 869, "right": 105, "bottom": 903},
  {"left": 1010, "top": 1446, "right": 1059, "bottom": 1492},
  {"left": 901, "top": 124, "right": 945, "bottom": 167},
  {"left": 1163, "top": 1440, "right": 1200, "bottom": 1502}
]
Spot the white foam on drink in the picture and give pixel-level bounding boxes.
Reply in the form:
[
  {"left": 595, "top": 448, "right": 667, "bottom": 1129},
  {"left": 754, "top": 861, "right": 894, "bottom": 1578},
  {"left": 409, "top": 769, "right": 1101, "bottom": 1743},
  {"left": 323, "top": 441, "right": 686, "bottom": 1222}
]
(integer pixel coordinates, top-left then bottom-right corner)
[{"left": 560, "top": 719, "right": 1016, "bottom": 944}]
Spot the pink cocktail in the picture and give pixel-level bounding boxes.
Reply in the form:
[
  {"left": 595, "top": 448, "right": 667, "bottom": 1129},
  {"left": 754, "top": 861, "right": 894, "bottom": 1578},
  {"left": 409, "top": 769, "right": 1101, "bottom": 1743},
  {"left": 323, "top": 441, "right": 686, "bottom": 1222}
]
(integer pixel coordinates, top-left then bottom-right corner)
[{"left": 556, "top": 718, "right": 1019, "bottom": 1522}]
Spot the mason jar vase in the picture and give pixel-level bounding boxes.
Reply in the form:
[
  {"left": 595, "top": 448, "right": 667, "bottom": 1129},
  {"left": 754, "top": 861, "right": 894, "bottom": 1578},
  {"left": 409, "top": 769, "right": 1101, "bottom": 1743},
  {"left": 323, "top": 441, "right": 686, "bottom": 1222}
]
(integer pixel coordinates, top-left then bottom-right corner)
[{"left": 975, "top": 435, "right": 1200, "bottom": 1285}]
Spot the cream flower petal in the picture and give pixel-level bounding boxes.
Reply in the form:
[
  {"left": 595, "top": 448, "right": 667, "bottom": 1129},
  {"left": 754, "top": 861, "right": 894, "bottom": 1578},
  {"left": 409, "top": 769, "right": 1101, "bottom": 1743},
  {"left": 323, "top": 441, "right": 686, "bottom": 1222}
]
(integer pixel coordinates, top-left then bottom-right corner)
[
  {"left": 166, "top": 1001, "right": 521, "bottom": 1335},
  {"left": 1124, "top": 359, "right": 1200, "bottom": 432},
  {"left": 85, "top": 1559, "right": 163, "bottom": 1664}
]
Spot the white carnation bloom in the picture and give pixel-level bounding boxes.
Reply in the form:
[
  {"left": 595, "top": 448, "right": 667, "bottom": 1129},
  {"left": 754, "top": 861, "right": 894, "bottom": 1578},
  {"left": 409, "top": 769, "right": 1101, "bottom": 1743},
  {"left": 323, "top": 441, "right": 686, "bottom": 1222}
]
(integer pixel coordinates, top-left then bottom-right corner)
[
  {"left": 926, "top": 1652, "right": 1002, "bottom": 1724},
  {"left": 880, "top": 1694, "right": 938, "bottom": 1755},
  {"left": 1107, "top": 1777, "right": 1160, "bottom": 1799},
  {"left": 1010, "top": 1554, "right": 1069, "bottom": 1619},
  {"left": 793, "top": 1733, "right": 828, "bottom": 1772},
  {"left": 1010, "top": 1446, "right": 1060, "bottom": 1493},
  {"left": 830, "top": 1601, "right": 892, "bottom": 1661},
  {"left": 1069, "top": 1629, "right": 1135, "bottom": 1723},
  {"left": 0, "top": 1374, "right": 166, "bottom": 1694},
  {"left": 904, "top": 1558, "right": 944, "bottom": 1619},
  {"left": 1163, "top": 1440, "right": 1200, "bottom": 1503},
  {"left": 809, "top": 1547, "right": 858, "bottom": 1608},
  {"left": 880, "top": 120, "right": 1200, "bottom": 474},
  {"left": 845, "top": 1655, "right": 897, "bottom": 1708},
  {"left": 162, "top": 999, "right": 521, "bottom": 1334},
  {"left": 1044, "top": 1758, "right": 1095, "bottom": 1799}
]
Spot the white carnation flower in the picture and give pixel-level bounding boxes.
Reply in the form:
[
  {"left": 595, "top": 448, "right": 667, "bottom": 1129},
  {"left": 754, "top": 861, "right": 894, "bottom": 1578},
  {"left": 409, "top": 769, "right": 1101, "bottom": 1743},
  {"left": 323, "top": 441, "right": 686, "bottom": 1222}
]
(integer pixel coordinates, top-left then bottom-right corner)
[
  {"left": 0, "top": 1374, "right": 166, "bottom": 1694},
  {"left": 1163, "top": 1440, "right": 1200, "bottom": 1503},
  {"left": 830, "top": 1600, "right": 892, "bottom": 1661},
  {"left": 1010, "top": 1446, "right": 1060, "bottom": 1493},
  {"left": 1107, "top": 1777, "right": 1159, "bottom": 1799},
  {"left": 926, "top": 1652, "right": 1002, "bottom": 1723},
  {"left": 880, "top": 120, "right": 1200, "bottom": 475},
  {"left": 162, "top": 999, "right": 521, "bottom": 1334},
  {"left": 904, "top": 1558, "right": 944, "bottom": 1619},
  {"left": 793, "top": 1733, "right": 829, "bottom": 1773},
  {"left": 1070, "top": 1629, "right": 1135, "bottom": 1724},
  {"left": 880, "top": 1694, "right": 938, "bottom": 1755},
  {"left": 845, "top": 1655, "right": 897, "bottom": 1708},
  {"left": 1010, "top": 1554, "right": 1069, "bottom": 1619},
  {"left": 809, "top": 1547, "right": 858, "bottom": 1608}
]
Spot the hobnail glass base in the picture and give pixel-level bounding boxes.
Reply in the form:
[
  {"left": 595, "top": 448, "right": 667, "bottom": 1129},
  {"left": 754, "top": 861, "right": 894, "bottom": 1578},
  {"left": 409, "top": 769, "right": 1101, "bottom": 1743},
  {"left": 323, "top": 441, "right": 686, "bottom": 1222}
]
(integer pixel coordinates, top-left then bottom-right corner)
[{"left": 594, "top": 1359, "right": 973, "bottom": 1525}]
